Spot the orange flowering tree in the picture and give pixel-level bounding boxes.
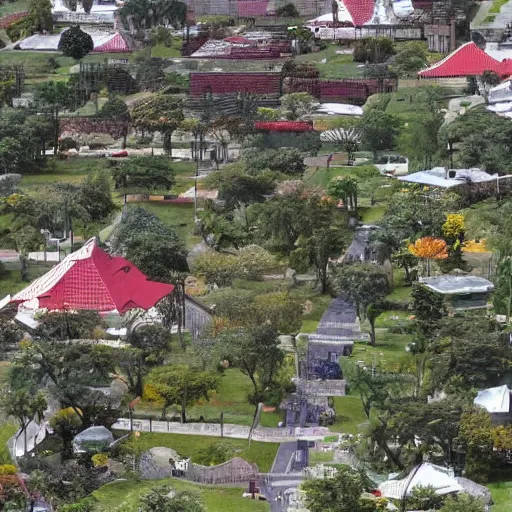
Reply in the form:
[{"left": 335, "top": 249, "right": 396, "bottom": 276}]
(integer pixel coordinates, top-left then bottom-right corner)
[{"left": 408, "top": 236, "right": 448, "bottom": 276}]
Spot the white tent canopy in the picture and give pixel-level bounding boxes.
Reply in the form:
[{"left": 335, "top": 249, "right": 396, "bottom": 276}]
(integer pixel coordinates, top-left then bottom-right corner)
[
  {"left": 316, "top": 103, "right": 363, "bottom": 116},
  {"left": 474, "top": 385, "right": 511, "bottom": 414},
  {"left": 379, "top": 463, "right": 463, "bottom": 500}
]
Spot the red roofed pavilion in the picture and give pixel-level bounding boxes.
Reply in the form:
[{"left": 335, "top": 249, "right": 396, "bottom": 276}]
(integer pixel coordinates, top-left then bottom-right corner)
[
  {"left": 418, "top": 42, "right": 505, "bottom": 78},
  {"left": 11, "top": 238, "right": 174, "bottom": 314},
  {"left": 342, "top": 0, "right": 375, "bottom": 26},
  {"left": 93, "top": 33, "right": 130, "bottom": 53}
]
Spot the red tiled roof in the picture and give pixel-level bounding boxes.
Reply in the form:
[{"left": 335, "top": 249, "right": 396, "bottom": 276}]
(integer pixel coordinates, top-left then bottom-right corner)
[
  {"left": 189, "top": 72, "right": 281, "bottom": 96},
  {"left": 254, "top": 121, "right": 314, "bottom": 132},
  {"left": 419, "top": 42, "right": 504, "bottom": 78},
  {"left": 237, "top": 0, "right": 269, "bottom": 16},
  {"left": 11, "top": 239, "right": 174, "bottom": 313},
  {"left": 342, "top": 0, "right": 375, "bottom": 26},
  {"left": 93, "top": 33, "right": 130, "bottom": 53}
]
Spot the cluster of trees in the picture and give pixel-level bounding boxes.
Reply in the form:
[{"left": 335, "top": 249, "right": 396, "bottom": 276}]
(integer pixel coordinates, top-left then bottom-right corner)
[{"left": 0, "top": 169, "right": 115, "bottom": 279}]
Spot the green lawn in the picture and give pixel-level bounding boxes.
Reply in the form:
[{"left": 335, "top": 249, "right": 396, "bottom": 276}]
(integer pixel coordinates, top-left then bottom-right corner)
[
  {"left": 0, "top": 0, "right": 29, "bottom": 16},
  {"left": 0, "top": 262, "right": 54, "bottom": 298},
  {"left": 488, "top": 481, "right": 512, "bottom": 512},
  {"left": 151, "top": 43, "right": 181, "bottom": 58},
  {"left": 331, "top": 395, "right": 368, "bottom": 434},
  {"left": 0, "top": 422, "right": 17, "bottom": 465},
  {"left": 20, "top": 159, "right": 109, "bottom": 190},
  {"left": 295, "top": 45, "right": 363, "bottom": 79},
  {"left": 136, "top": 368, "right": 282, "bottom": 427},
  {"left": 93, "top": 478, "right": 270, "bottom": 512},
  {"left": 137, "top": 202, "right": 200, "bottom": 249},
  {"left": 118, "top": 432, "right": 278, "bottom": 473}
]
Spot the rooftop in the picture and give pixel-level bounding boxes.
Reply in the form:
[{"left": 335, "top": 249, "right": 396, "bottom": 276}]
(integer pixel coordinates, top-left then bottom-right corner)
[
  {"left": 474, "top": 385, "right": 511, "bottom": 414},
  {"left": 420, "top": 275, "right": 494, "bottom": 295},
  {"left": 398, "top": 167, "right": 498, "bottom": 188}
]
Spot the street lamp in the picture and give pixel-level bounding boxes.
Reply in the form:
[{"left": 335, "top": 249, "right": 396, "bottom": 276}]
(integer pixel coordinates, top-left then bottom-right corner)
[{"left": 40, "top": 229, "right": 50, "bottom": 262}]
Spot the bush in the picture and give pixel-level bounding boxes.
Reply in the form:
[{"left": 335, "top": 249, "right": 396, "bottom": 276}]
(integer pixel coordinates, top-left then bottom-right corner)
[
  {"left": 6, "top": 17, "right": 34, "bottom": 42},
  {"left": 60, "top": 497, "right": 98, "bottom": 512},
  {"left": 0, "top": 464, "right": 17, "bottom": 475},
  {"left": 195, "top": 442, "right": 234, "bottom": 466},
  {"left": 353, "top": 37, "right": 395, "bottom": 64},
  {"left": 193, "top": 246, "right": 279, "bottom": 287},
  {"left": 0, "top": 318, "right": 23, "bottom": 346},
  {"left": 276, "top": 3, "right": 299, "bottom": 17},
  {"left": 91, "top": 453, "right": 109, "bottom": 467},
  {"left": 58, "top": 25, "right": 94, "bottom": 60}
]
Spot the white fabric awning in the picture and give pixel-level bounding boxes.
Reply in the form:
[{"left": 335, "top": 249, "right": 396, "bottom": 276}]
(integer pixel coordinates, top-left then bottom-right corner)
[
  {"left": 379, "top": 464, "right": 463, "bottom": 500},
  {"left": 474, "top": 385, "right": 511, "bottom": 414}
]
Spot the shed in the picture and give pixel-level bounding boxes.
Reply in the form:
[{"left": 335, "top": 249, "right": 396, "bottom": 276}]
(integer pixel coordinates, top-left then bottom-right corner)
[
  {"left": 73, "top": 426, "right": 114, "bottom": 454},
  {"left": 420, "top": 275, "right": 494, "bottom": 310}
]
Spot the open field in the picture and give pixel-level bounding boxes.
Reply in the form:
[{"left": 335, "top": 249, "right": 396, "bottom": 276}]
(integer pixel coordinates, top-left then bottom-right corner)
[
  {"left": 295, "top": 44, "right": 364, "bottom": 79},
  {"left": 93, "top": 478, "right": 270, "bottom": 512},
  {"left": 135, "top": 367, "right": 283, "bottom": 427},
  {"left": 116, "top": 432, "right": 279, "bottom": 473}
]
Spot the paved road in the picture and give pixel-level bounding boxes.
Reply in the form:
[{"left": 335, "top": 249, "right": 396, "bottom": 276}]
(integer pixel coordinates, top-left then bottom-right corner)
[
  {"left": 316, "top": 294, "right": 360, "bottom": 338},
  {"left": 271, "top": 442, "right": 297, "bottom": 474}
]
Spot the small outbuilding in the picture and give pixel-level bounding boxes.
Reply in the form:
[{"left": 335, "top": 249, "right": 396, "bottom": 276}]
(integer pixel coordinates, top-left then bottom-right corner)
[
  {"left": 419, "top": 275, "right": 494, "bottom": 311},
  {"left": 73, "top": 426, "right": 114, "bottom": 454}
]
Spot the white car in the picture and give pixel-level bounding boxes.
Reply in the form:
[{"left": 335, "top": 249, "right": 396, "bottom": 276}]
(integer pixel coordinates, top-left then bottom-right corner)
[{"left": 375, "top": 155, "right": 409, "bottom": 176}]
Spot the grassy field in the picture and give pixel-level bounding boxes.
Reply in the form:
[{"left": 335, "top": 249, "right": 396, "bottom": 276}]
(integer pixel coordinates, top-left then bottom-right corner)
[
  {"left": 0, "top": 422, "right": 17, "bottom": 465},
  {"left": 118, "top": 432, "right": 278, "bottom": 473},
  {"left": 0, "top": 261, "right": 54, "bottom": 298},
  {"left": 488, "top": 481, "right": 512, "bottom": 512},
  {"left": 331, "top": 395, "right": 368, "bottom": 434},
  {"left": 0, "top": 0, "right": 29, "bottom": 16},
  {"left": 295, "top": 45, "right": 363, "bottom": 79},
  {"left": 136, "top": 367, "right": 282, "bottom": 427},
  {"left": 93, "top": 478, "right": 270, "bottom": 512}
]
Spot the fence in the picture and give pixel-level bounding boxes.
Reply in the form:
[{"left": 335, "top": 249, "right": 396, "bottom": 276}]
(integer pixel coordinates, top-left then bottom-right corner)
[
  {"left": 112, "top": 417, "right": 297, "bottom": 442},
  {"left": 186, "top": 457, "right": 258, "bottom": 485},
  {"left": 53, "top": 11, "right": 115, "bottom": 24}
]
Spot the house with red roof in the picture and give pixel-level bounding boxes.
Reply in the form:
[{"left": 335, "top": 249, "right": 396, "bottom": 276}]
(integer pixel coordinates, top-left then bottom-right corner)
[{"left": 419, "top": 42, "right": 512, "bottom": 78}]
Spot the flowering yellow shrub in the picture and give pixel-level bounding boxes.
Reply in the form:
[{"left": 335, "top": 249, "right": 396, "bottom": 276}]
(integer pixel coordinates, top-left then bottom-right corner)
[
  {"left": 442, "top": 213, "right": 465, "bottom": 238},
  {"left": 408, "top": 237, "right": 448, "bottom": 260}
]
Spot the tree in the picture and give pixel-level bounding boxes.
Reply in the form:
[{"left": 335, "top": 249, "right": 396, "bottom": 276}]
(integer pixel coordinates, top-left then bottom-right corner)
[
  {"left": 328, "top": 176, "right": 359, "bottom": 212},
  {"left": 192, "top": 246, "right": 278, "bottom": 287},
  {"left": 78, "top": 170, "right": 116, "bottom": 223},
  {"left": 131, "top": 95, "right": 184, "bottom": 155},
  {"left": 117, "top": 325, "right": 171, "bottom": 397},
  {"left": 2, "top": 389, "right": 47, "bottom": 455},
  {"left": 144, "top": 365, "right": 218, "bottom": 422},
  {"left": 439, "top": 494, "right": 485, "bottom": 512},
  {"left": 49, "top": 407, "right": 82, "bottom": 459},
  {"left": 29, "top": 0, "right": 53, "bottom": 33},
  {"left": 360, "top": 109, "right": 401, "bottom": 160},
  {"left": 120, "top": 0, "right": 187, "bottom": 29},
  {"left": 133, "top": 51, "right": 166, "bottom": 92},
  {"left": 0, "top": 138, "right": 22, "bottom": 175},
  {"left": 36, "top": 310, "right": 104, "bottom": 340},
  {"left": 12, "top": 341, "right": 117, "bottom": 428},
  {"left": 58, "top": 25, "right": 94, "bottom": 60},
  {"left": 243, "top": 147, "right": 306, "bottom": 177},
  {"left": 124, "top": 232, "right": 189, "bottom": 281},
  {"left": 139, "top": 487, "right": 205, "bottom": 512},
  {"left": 302, "top": 466, "right": 378, "bottom": 512},
  {"left": 334, "top": 264, "right": 389, "bottom": 334},
  {"left": 280, "top": 92, "right": 317, "bottom": 120},
  {"left": 390, "top": 41, "right": 428, "bottom": 77},
  {"left": 100, "top": 97, "right": 131, "bottom": 148},
  {"left": 253, "top": 292, "right": 303, "bottom": 335},
  {"left": 408, "top": 236, "right": 448, "bottom": 276},
  {"left": 215, "top": 325, "right": 283, "bottom": 409},
  {"left": 275, "top": 2, "right": 299, "bottom": 17},
  {"left": 112, "top": 156, "right": 176, "bottom": 193}
]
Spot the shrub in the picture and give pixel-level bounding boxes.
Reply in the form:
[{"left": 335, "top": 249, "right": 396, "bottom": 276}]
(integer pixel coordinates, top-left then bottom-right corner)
[
  {"left": 193, "top": 246, "right": 279, "bottom": 287},
  {"left": 58, "top": 25, "right": 94, "bottom": 60},
  {"left": 195, "top": 442, "right": 234, "bottom": 466},
  {"left": 0, "top": 465, "right": 17, "bottom": 475},
  {"left": 91, "top": 453, "right": 109, "bottom": 467},
  {"left": 276, "top": 3, "right": 299, "bottom": 17},
  {"left": 353, "top": 37, "right": 395, "bottom": 64},
  {"left": 0, "top": 318, "right": 23, "bottom": 346}
]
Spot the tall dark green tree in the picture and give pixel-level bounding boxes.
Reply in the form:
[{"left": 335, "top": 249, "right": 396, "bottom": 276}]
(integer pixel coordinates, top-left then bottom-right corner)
[{"left": 58, "top": 25, "right": 94, "bottom": 60}]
